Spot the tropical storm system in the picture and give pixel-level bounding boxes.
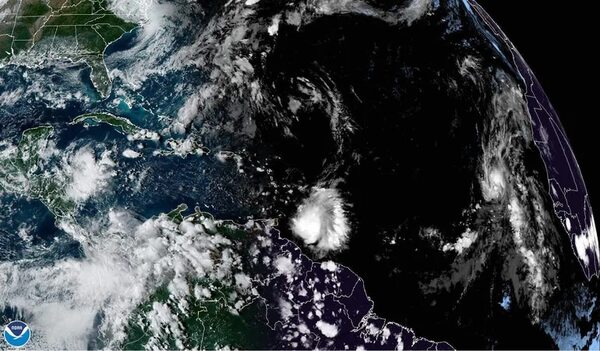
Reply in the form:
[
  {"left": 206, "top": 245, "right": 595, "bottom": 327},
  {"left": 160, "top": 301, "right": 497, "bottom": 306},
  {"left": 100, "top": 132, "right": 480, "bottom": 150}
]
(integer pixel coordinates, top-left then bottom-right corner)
[{"left": 0, "top": 0, "right": 598, "bottom": 349}]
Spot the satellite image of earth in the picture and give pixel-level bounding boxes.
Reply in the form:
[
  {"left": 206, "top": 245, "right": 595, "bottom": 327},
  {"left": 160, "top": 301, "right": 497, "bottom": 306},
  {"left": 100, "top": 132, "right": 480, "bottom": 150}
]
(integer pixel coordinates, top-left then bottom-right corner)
[{"left": 1, "top": 0, "right": 599, "bottom": 349}]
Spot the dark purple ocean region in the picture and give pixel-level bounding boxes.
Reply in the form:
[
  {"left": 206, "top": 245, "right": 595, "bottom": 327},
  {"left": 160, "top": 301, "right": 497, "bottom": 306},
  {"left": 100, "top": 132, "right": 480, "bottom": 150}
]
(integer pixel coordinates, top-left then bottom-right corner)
[
  {"left": 465, "top": 0, "right": 600, "bottom": 280},
  {"left": 253, "top": 226, "right": 453, "bottom": 350}
]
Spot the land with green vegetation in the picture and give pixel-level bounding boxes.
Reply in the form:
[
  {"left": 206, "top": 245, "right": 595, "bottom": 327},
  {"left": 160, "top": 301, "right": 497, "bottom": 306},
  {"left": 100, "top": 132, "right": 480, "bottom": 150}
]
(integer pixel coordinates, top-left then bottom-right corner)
[
  {"left": 72, "top": 112, "right": 142, "bottom": 135},
  {"left": 166, "top": 203, "right": 189, "bottom": 224},
  {"left": 122, "top": 207, "right": 272, "bottom": 350},
  {"left": 71, "top": 112, "right": 161, "bottom": 142},
  {"left": 0, "top": 125, "right": 75, "bottom": 217},
  {"left": 0, "top": 0, "right": 136, "bottom": 97},
  {"left": 122, "top": 282, "right": 271, "bottom": 350}
]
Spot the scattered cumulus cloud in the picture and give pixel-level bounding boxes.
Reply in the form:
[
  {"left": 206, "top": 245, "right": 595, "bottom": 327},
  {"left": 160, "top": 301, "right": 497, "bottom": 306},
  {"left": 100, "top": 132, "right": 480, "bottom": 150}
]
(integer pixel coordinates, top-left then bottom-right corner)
[
  {"left": 315, "top": 320, "right": 338, "bottom": 338},
  {"left": 575, "top": 215, "right": 600, "bottom": 268}
]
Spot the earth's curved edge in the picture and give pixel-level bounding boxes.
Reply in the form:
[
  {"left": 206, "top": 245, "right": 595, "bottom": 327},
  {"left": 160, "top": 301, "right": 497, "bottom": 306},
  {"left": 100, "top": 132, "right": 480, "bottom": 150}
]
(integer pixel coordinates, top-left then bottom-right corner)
[{"left": 465, "top": 0, "right": 600, "bottom": 280}]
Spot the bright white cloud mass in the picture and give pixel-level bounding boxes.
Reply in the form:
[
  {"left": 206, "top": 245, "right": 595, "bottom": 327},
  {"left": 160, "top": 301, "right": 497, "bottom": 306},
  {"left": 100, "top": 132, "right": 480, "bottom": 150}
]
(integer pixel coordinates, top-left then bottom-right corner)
[{"left": 291, "top": 187, "right": 350, "bottom": 255}]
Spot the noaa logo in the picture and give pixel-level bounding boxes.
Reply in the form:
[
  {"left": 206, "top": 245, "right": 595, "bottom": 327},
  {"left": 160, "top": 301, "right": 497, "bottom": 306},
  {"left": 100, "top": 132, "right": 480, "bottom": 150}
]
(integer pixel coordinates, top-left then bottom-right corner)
[{"left": 3, "top": 321, "right": 31, "bottom": 348}]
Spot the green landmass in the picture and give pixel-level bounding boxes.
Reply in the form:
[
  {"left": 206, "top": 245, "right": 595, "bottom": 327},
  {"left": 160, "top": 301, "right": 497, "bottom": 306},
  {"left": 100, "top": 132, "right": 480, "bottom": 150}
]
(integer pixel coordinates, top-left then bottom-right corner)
[
  {"left": 122, "top": 281, "right": 271, "bottom": 350},
  {"left": 122, "top": 209, "right": 272, "bottom": 350},
  {"left": 72, "top": 112, "right": 141, "bottom": 135},
  {"left": 0, "top": 0, "right": 137, "bottom": 97},
  {"left": 0, "top": 125, "right": 75, "bottom": 217},
  {"left": 71, "top": 112, "right": 161, "bottom": 142},
  {"left": 166, "top": 203, "right": 189, "bottom": 224}
]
